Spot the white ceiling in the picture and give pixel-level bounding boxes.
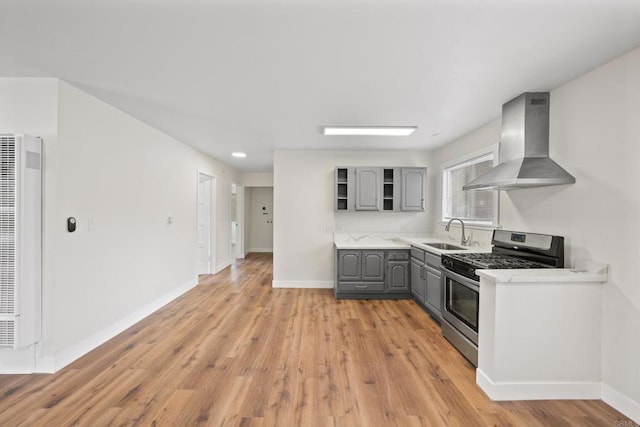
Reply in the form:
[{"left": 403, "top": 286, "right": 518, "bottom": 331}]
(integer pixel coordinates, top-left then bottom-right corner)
[{"left": 3, "top": 0, "right": 640, "bottom": 172}]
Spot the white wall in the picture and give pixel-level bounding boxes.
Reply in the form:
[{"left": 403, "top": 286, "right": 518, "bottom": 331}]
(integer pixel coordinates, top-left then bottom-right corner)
[
  {"left": 241, "top": 172, "right": 273, "bottom": 187},
  {"left": 431, "top": 47, "right": 640, "bottom": 421},
  {"left": 273, "top": 150, "right": 433, "bottom": 288},
  {"left": 0, "top": 78, "right": 59, "bottom": 372},
  {"left": 246, "top": 187, "right": 273, "bottom": 252},
  {"left": 0, "top": 78, "right": 239, "bottom": 372}
]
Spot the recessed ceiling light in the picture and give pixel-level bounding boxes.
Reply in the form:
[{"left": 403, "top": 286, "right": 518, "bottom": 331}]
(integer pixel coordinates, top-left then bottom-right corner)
[
  {"left": 323, "top": 126, "right": 417, "bottom": 136},
  {"left": 232, "top": 152, "right": 247, "bottom": 158}
]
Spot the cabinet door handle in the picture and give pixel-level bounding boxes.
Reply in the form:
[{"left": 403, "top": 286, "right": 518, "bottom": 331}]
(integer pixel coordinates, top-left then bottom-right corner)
[{"left": 355, "top": 285, "right": 367, "bottom": 289}]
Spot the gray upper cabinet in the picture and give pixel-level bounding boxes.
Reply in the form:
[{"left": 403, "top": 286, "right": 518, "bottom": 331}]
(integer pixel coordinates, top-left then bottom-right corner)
[
  {"left": 335, "top": 166, "right": 426, "bottom": 212},
  {"left": 401, "top": 168, "right": 426, "bottom": 211},
  {"left": 355, "top": 167, "right": 382, "bottom": 211},
  {"left": 335, "top": 168, "right": 352, "bottom": 211}
]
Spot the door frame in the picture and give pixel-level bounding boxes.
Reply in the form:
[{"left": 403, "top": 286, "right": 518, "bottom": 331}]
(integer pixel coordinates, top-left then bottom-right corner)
[
  {"left": 196, "top": 170, "right": 216, "bottom": 274},
  {"left": 231, "top": 183, "right": 245, "bottom": 259}
]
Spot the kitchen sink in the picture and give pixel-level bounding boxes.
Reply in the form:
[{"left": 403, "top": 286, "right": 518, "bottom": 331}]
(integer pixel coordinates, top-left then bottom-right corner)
[{"left": 424, "top": 243, "right": 467, "bottom": 250}]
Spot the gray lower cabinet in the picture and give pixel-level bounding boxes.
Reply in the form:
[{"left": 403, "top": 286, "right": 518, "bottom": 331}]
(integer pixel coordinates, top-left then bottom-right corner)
[
  {"left": 410, "top": 258, "right": 426, "bottom": 300},
  {"left": 337, "top": 250, "right": 362, "bottom": 281},
  {"left": 410, "top": 247, "right": 442, "bottom": 321},
  {"left": 386, "top": 260, "right": 410, "bottom": 292},
  {"left": 424, "top": 265, "right": 442, "bottom": 317},
  {"left": 362, "top": 251, "right": 385, "bottom": 281},
  {"left": 335, "top": 249, "right": 410, "bottom": 299}
]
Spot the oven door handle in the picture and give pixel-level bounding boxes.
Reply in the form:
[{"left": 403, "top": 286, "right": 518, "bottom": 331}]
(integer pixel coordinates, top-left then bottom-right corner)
[{"left": 442, "top": 269, "right": 479, "bottom": 291}]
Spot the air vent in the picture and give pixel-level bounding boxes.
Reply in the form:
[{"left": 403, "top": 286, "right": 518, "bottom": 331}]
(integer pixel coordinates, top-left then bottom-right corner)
[
  {"left": 531, "top": 98, "right": 547, "bottom": 105},
  {"left": 0, "top": 136, "right": 16, "bottom": 318},
  {"left": 0, "top": 320, "right": 15, "bottom": 346},
  {"left": 0, "top": 135, "right": 42, "bottom": 351}
]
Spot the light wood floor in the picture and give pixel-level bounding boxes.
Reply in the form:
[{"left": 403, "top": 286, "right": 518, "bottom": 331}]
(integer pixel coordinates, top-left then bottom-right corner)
[{"left": 0, "top": 253, "right": 632, "bottom": 426}]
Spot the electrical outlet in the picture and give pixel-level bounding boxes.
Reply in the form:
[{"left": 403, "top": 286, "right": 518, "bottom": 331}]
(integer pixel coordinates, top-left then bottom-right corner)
[
  {"left": 88, "top": 217, "right": 95, "bottom": 231},
  {"left": 400, "top": 225, "right": 407, "bottom": 232}
]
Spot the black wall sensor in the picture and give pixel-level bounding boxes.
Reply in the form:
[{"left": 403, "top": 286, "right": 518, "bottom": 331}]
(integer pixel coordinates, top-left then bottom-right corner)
[{"left": 67, "top": 217, "right": 76, "bottom": 232}]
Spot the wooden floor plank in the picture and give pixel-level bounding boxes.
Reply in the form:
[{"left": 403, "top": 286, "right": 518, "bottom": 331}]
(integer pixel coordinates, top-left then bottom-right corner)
[{"left": 0, "top": 253, "right": 633, "bottom": 426}]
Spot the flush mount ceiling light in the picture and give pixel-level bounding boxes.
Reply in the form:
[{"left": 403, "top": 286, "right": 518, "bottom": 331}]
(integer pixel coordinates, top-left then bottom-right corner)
[
  {"left": 322, "top": 126, "right": 417, "bottom": 136},
  {"left": 232, "top": 152, "right": 247, "bottom": 158}
]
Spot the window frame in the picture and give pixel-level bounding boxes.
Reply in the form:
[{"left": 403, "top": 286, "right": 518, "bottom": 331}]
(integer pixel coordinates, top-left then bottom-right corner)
[{"left": 441, "top": 145, "right": 500, "bottom": 227}]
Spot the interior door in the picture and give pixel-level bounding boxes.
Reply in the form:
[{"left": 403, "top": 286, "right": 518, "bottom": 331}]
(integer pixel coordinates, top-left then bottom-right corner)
[{"left": 197, "top": 173, "right": 214, "bottom": 274}]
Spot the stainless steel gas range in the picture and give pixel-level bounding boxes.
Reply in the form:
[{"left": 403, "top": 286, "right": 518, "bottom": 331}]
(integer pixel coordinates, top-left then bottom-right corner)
[{"left": 440, "top": 230, "right": 565, "bottom": 366}]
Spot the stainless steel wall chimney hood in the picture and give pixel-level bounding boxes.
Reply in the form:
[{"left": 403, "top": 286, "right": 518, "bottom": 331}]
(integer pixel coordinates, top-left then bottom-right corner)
[{"left": 463, "top": 92, "right": 575, "bottom": 191}]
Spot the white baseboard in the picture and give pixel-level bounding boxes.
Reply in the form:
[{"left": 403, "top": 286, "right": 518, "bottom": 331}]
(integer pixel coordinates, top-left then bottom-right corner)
[
  {"left": 477, "top": 371, "right": 640, "bottom": 423},
  {"left": 215, "top": 261, "right": 230, "bottom": 273},
  {"left": 0, "top": 345, "right": 38, "bottom": 374},
  {"left": 35, "top": 356, "right": 56, "bottom": 373},
  {"left": 44, "top": 279, "right": 198, "bottom": 373},
  {"left": 249, "top": 248, "right": 273, "bottom": 253},
  {"left": 272, "top": 280, "right": 334, "bottom": 289},
  {"left": 602, "top": 384, "right": 640, "bottom": 423},
  {"left": 476, "top": 369, "right": 601, "bottom": 401}
]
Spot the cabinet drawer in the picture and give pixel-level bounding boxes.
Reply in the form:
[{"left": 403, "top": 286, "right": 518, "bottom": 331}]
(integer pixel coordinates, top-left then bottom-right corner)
[
  {"left": 388, "top": 250, "right": 409, "bottom": 260},
  {"left": 410, "top": 247, "right": 425, "bottom": 262},
  {"left": 424, "top": 252, "right": 441, "bottom": 268},
  {"left": 336, "top": 282, "right": 385, "bottom": 292}
]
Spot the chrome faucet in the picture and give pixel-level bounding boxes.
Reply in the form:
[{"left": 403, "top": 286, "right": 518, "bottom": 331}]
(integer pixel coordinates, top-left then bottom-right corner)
[{"left": 445, "top": 218, "right": 472, "bottom": 246}]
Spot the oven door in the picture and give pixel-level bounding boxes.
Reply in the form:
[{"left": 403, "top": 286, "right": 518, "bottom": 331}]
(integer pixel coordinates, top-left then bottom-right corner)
[{"left": 442, "top": 269, "right": 479, "bottom": 345}]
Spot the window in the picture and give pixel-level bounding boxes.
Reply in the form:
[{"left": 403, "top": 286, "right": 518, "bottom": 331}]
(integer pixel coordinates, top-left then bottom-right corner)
[{"left": 442, "top": 148, "right": 498, "bottom": 226}]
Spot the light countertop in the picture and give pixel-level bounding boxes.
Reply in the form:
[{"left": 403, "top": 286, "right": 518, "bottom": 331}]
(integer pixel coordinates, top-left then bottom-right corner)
[
  {"left": 333, "top": 233, "right": 487, "bottom": 255},
  {"left": 333, "top": 234, "right": 410, "bottom": 250},
  {"left": 397, "top": 237, "right": 487, "bottom": 255},
  {"left": 477, "top": 268, "right": 608, "bottom": 283}
]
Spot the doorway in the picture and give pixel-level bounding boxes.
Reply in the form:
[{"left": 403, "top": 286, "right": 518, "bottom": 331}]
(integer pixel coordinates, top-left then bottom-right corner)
[
  {"left": 245, "top": 186, "right": 273, "bottom": 253},
  {"left": 197, "top": 172, "right": 216, "bottom": 275},
  {"left": 230, "top": 183, "right": 245, "bottom": 259}
]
